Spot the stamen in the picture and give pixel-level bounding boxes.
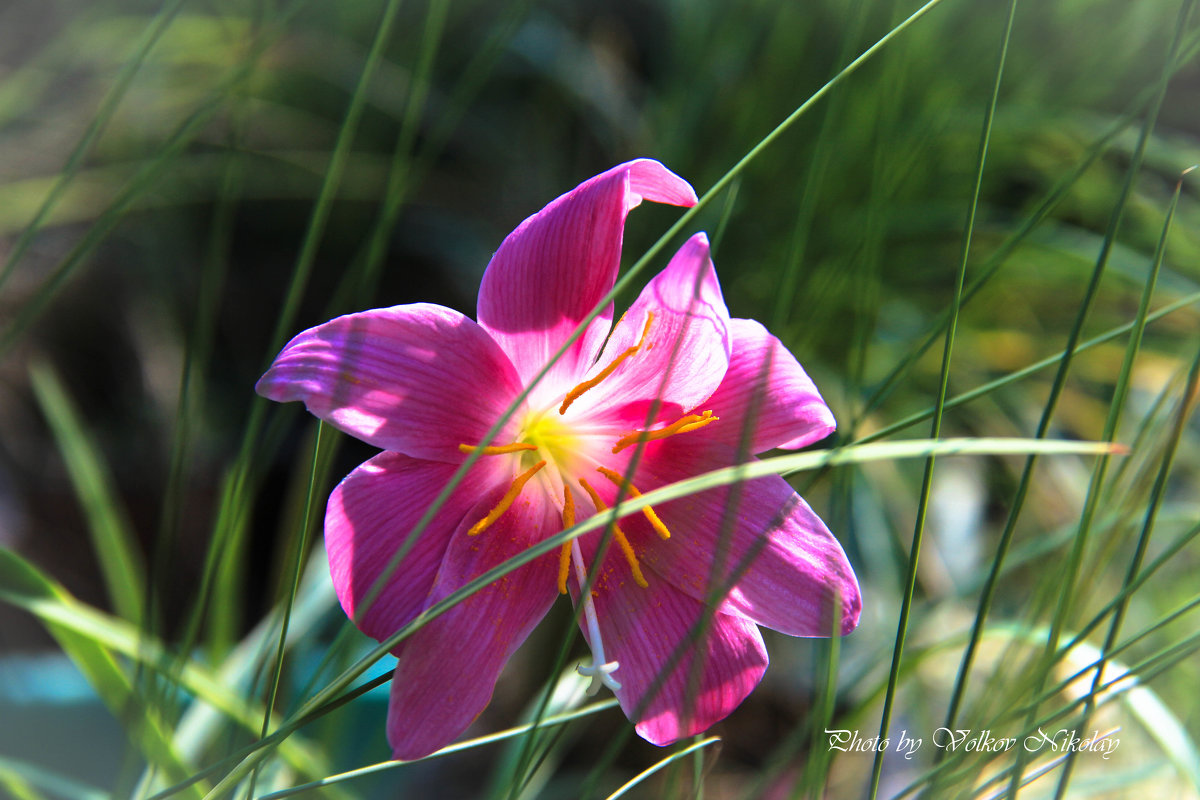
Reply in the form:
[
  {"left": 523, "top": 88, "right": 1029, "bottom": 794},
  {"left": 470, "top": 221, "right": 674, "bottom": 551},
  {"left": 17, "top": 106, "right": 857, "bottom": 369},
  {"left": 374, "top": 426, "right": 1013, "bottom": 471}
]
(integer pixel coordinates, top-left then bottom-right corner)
[
  {"left": 595, "top": 466, "right": 672, "bottom": 540},
  {"left": 611, "top": 409, "right": 718, "bottom": 454},
  {"left": 578, "top": 478, "right": 649, "bottom": 588},
  {"left": 557, "top": 486, "right": 575, "bottom": 595},
  {"left": 467, "top": 461, "right": 546, "bottom": 537},
  {"left": 458, "top": 442, "right": 539, "bottom": 456},
  {"left": 570, "top": 538, "right": 621, "bottom": 694},
  {"left": 559, "top": 312, "right": 654, "bottom": 415}
]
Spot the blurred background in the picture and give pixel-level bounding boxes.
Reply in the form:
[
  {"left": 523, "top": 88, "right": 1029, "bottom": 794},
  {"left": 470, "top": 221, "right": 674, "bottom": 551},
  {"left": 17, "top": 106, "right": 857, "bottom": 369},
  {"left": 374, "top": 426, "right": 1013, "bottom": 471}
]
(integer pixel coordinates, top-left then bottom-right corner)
[{"left": 1, "top": 0, "right": 1198, "bottom": 797}]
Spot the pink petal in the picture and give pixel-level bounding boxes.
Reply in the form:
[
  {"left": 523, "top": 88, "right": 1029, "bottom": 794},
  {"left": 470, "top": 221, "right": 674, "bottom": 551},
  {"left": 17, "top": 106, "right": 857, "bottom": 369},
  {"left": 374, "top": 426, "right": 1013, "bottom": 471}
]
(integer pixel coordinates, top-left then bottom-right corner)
[
  {"left": 257, "top": 304, "right": 527, "bottom": 462},
  {"left": 569, "top": 538, "right": 767, "bottom": 745},
  {"left": 630, "top": 439, "right": 861, "bottom": 637},
  {"left": 704, "top": 318, "right": 836, "bottom": 453},
  {"left": 565, "top": 233, "right": 730, "bottom": 428},
  {"left": 324, "top": 451, "right": 508, "bottom": 645},
  {"left": 386, "top": 483, "right": 562, "bottom": 760},
  {"left": 476, "top": 160, "right": 697, "bottom": 406}
]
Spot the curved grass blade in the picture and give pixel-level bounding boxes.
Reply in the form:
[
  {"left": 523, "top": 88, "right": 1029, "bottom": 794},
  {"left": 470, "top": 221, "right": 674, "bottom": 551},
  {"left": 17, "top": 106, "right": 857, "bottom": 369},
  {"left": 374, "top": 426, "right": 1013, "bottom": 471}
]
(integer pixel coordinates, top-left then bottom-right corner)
[
  {"left": 0, "top": 0, "right": 187, "bottom": 294},
  {"left": 870, "top": 2, "right": 1019, "bottom": 795},
  {"left": 1053, "top": 167, "right": 1200, "bottom": 794},
  {"left": 172, "top": 436, "right": 1118, "bottom": 800},
  {"left": 0, "top": 548, "right": 204, "bottom": 799},
  {"left": 1005, "top": 3, "right": 1197, "bottom": 793},
  {"left": 332, "top": 0, "right": 957, "bottom": 745},
  {"left": 201, "top": 0, "right": 409, "bottom": 667},
  {"left": 0, "top": 547, "right": 336, "bottom": 786},
  {"left": 0, "top": 1, "right": 312, "bottom": 358},
  {"left": 247, "top": 421, "right": 334, "bottom": 797},
  {"left": 0, "top": 754, "right": 108, "bottom": 800},
  {"left": 770, "top": 0, "right": 871, "bottom": 331},
  {"left": 28, "top": 360, "right": 146, "bottom": 625},
  {"left": 604, "top": 737, "right": 721, "bottom": 800},
  {"left": 256, "top": 700, "right": 620, "bottom": 800}
]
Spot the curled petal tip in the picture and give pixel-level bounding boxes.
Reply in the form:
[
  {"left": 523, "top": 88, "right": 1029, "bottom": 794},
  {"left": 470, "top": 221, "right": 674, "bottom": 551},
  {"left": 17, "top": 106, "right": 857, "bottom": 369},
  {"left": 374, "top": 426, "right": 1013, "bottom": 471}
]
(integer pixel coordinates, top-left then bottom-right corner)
[
  {"left": 624, "top": 158, "right": 699, "bottom": 207},
  {"left": 839, "top": 590, "right": 863, "bottom": 636}
]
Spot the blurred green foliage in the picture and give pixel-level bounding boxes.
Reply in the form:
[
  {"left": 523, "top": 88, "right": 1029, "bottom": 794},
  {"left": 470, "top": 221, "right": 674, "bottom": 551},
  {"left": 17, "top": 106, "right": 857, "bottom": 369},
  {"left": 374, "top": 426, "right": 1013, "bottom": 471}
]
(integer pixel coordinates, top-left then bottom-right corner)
[{"left": 1, "top": 0, "right": 1198, "bottom": 797}]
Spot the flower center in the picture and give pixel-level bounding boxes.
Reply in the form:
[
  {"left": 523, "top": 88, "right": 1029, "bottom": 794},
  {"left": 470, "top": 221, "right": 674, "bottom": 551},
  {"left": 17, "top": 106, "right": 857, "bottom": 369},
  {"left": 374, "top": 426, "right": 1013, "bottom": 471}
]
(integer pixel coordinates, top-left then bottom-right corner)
[
  {"left": 456, "top": 311, "right": 723, "bottom": 693},
  {"left": 517, "top": 410, "right": 582, "bottom": 477}
]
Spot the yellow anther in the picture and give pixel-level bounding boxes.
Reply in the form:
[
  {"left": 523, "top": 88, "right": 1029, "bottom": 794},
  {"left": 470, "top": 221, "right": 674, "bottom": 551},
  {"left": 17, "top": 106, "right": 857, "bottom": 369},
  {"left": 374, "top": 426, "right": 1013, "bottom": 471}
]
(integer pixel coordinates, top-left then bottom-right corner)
[
  {"left": 559, "top": 313, "right": 654, "bottom": 415},
  {"left": 557, "top": 486, "right": 576, "bottom": 595},
  {"left": 458, "top": 442, "right": 539, "bottom": 456},
  {"left": 467, "top": 461, "right": 546, "bottom": 537},
  {"left": 611, "top": 410, "right": 718, "bottom": 454},
  {"left": 578, "top": 478, "right": 649, "bottom": 588},
  {"left": 595, "top": 466, "right": 671, "bottom": 541}
]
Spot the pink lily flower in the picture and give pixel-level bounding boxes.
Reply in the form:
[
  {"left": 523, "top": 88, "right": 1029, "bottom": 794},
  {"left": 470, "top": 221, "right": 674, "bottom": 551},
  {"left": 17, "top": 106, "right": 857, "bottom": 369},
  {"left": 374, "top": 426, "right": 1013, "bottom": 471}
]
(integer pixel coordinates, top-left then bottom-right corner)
[{"left": 257, "top": 159, "right": 860, "bottom": 760}]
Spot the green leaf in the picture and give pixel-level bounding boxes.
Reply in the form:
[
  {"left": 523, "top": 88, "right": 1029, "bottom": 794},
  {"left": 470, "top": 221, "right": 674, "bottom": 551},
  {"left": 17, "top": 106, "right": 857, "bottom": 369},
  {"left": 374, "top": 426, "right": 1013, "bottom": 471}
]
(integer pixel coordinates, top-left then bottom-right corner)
[
  {"left": 0, "top": 547, "right": 335, "bottom": 795},
  {"left": 28, "top": 360, "right": 146, "bottom": 625},
  {"left": 0, "top": 547, "right": 202, "bottom": 799},
  {"left": 0, "top": 755, "right": 108, "bottom": 800}
]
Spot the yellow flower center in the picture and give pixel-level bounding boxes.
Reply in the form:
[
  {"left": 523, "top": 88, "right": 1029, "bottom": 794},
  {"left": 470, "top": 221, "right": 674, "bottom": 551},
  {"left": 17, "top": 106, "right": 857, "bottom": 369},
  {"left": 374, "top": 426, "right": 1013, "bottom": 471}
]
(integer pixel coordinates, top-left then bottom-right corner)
[
  {"left": 455, "top": 312, "right": 721, "bottom": 694},
  {"left": 517, "top": 410, "right": 582, "bottom": 476}
]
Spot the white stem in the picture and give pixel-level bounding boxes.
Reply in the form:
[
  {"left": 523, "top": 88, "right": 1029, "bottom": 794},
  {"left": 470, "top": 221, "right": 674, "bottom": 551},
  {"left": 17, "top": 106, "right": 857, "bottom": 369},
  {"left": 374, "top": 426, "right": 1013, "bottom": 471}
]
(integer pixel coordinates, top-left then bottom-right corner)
[{"left": 571, "top": 538, "right": 621, "bottom": 694}]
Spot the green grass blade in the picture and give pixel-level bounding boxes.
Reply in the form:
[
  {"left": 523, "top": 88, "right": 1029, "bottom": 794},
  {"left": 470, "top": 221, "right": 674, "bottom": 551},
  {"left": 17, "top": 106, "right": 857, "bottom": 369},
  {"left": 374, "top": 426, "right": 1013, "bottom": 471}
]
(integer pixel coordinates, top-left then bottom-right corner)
[
  {"left": 337, "top": 0, "right": 452, "bottom": 309},
  {"left": 770, "top": 0, "right": 870, "bottom": 331},
  {"left": 202, "top": 0, "right": 407, "bottom": 663},
  {"left": 248, "top": 421, "right": 333, "bottom": 796},
  {"left": 28, "top": 360, "right": 146, "bottom": 625},
  {"left": 0, "top": 2, "right": 310, "bottom": 358},
  {"left": 309, "top": 1, "right": 958, "bottom": 754},
  {"left": 1007, "top": 2, "right": 1196, "bottom": 794},
  {"left": 1054, "top": 168, "right": 1199, "bottom": 794},
  {"left": 0, "top": 754, "right": 109, "bottom": 800},
  {"left": 0, "top": 0, "right": 187, "bottom": 294},
  {"left": 861, "top": 291, "right": 1200, "bottom": 444},
  {"left": 871, "top": 3, "right": 1019, "bottom": 792},
  {"left": 263, "top": 0, "right": 406, "bottom": 356},
  {"left": 0, "top": 548, "right": 204, "bottom": 800},
  {"left": 257, "top": 700, "right": 620, "bottom": 800},
  {"left": 0, "top": 546, "right": 336, "bottom": 787},
  {"left": 170, "top": 436, "right": 1120, "bottom": 800},
  {"left": 604, "top": 737, "right": 721, "bottom": 800}
]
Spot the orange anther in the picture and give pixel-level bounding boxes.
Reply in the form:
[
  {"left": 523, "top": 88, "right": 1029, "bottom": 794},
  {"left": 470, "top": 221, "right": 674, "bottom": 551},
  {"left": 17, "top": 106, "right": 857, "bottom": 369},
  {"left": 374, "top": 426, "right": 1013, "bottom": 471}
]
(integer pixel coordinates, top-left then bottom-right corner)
[
  {"left": 467, "top": 461, "right": 546, "bottom": 537},
  {"left": 578, "top": 478, "right": 648, "bottom": 588},
  {"left": 559, "top": 313, "right": 654, "bottom": 415},
  {"left": 558, "top": 486, "right": 576, "bottom": 594},
  {"left": 595, "top": 466, "right": 671, "bottom": 541},
  {"left": 458, "top": 442, "right": 539, "bottom": 456},
  {"left": 611, "top": 410, "right": 718, "bottom": 454}
]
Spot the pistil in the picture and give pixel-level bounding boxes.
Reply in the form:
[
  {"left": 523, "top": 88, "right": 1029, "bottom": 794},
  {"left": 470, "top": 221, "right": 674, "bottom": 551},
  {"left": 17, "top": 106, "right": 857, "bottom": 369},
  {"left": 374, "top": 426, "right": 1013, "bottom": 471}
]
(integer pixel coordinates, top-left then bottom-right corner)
[{"left": 570, "top": 537, "right": 621, "bottom": 694}]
